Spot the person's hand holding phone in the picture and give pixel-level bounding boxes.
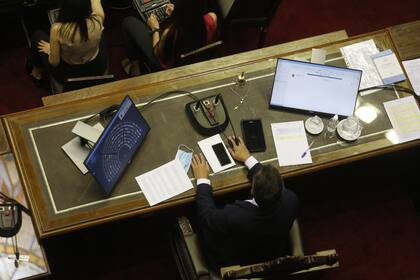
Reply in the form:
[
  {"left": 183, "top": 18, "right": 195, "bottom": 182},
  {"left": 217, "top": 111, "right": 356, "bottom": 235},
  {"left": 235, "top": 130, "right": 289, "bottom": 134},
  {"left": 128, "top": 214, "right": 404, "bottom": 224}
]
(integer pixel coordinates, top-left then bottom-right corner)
[{"left": 227, "top": 136, "right": 250, "bottom": 163}]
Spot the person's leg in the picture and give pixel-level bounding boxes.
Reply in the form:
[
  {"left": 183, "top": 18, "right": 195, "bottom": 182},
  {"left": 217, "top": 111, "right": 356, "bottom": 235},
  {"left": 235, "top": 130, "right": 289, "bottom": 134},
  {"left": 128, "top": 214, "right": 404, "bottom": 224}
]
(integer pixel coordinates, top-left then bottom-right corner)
[
  {"left": 29, "top": 30, "right": 50, "bottom": 80},
  {"left": 121, "top": 16, "right": 161, "bottom": 73}
]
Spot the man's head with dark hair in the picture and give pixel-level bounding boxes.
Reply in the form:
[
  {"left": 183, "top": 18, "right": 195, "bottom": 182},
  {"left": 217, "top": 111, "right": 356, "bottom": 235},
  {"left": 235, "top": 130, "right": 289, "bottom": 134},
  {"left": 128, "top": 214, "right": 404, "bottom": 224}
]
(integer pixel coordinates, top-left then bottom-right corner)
[{"left": 252, "top": 165, "right": 284, "bottom": 210}]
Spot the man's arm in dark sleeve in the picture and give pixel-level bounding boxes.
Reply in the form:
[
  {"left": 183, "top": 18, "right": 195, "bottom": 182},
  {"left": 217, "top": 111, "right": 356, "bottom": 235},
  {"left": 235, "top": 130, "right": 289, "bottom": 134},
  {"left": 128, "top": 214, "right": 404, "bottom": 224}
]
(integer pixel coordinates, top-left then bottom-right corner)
[{"left": 196, "top": 179, "right": 230, "bottom": 234}]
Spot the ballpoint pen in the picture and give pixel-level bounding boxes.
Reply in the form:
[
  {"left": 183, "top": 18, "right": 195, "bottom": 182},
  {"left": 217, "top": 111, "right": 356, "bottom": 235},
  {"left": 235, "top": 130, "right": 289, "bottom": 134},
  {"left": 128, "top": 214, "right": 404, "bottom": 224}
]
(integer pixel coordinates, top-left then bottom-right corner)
[{"left": 301, "top": 140, "right": 315, "bottom": 158}]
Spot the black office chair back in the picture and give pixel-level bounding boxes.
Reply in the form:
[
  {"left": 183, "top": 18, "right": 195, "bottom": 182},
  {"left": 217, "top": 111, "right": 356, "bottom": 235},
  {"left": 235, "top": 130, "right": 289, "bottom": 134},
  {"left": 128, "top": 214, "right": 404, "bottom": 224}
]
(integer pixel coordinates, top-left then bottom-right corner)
[
  {"left": 178, "top": 40, "right": 223, "bottom": 66},
  {"left": 221, "top": 0, "right": 280, "bottom": 27},
  {"left": 0, "top": 0, "right": 23, "bottom": 14},
  {"left": 222, "top": 254, "right": 339, "bottom": 280},
  {"left": 170, "top": 217, "right": 308, "bottom": 280},
  {"left": 217, "top": 0, "right": 281, "bottom": 47}
]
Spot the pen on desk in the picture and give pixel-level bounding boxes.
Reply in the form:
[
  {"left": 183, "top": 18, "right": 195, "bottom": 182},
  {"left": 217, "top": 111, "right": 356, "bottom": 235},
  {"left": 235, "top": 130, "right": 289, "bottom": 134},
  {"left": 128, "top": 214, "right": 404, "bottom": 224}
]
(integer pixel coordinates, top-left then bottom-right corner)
[{"left": 301, "top": 140, "right": 315, "bottom": 158}]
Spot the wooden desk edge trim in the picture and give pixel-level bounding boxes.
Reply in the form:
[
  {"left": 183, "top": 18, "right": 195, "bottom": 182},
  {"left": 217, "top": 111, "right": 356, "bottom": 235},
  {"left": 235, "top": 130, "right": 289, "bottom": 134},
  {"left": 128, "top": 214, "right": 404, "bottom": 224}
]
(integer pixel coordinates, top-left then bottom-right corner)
[
  {"left": 387, "top": 20, "right": 420, "bottom": 60},
  {"left": 0, "top": 119, "right": 11, "bottom": 155},
  {"left": 2, "top": 118, "right": 46, "bottom": 239}
]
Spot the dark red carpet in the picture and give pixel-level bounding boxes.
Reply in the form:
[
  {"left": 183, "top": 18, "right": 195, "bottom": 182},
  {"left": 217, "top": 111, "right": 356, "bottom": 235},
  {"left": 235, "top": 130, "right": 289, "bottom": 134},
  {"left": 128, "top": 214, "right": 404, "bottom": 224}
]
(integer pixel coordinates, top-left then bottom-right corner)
[{"left": 297, "top": 181, "right": 420, "bottom": 279}]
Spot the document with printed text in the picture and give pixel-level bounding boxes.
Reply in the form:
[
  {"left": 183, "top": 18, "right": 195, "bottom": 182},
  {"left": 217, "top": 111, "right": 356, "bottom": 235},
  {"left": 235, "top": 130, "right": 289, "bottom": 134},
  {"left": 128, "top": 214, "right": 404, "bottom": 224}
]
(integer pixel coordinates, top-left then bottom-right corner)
[
  {"left": 271, "top": 121, "right": 312, "bottom": 166},
  {"left": 135, "top": 159, "right": 193, "bottom": 206},
  {"left": 372, "top": 50, "right": 406, "bottom": 84},
  {"left": 384, "top": 96, "right": 420, "bottom": 143},
  {"left": 402, "top": 58, "right": 420, "bottom": 96}
]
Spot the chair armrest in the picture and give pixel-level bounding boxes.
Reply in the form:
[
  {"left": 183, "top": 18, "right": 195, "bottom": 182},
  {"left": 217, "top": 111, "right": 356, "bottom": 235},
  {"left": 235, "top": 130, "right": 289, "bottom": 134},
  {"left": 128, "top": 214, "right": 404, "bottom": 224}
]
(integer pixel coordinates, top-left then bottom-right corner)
[
  {"left": 177, "top": 217, "right": 210, "bottom": 278},
  {"left": 66, "top": 74, "right": 114, "bottom": 83},
  {"left": 291, "top": 249, "right": 339, "bottom": 275},
  {"left": 289, "top": 219, "right": 304, "bottom": 257}
]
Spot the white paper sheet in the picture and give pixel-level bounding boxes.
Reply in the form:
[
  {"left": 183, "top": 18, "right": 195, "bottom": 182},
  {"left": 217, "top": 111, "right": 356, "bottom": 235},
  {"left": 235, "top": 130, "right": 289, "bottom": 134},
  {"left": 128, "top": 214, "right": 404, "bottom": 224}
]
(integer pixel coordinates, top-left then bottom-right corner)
[
  {"left": 271, "top": 121, "right": 312, "bottom": 166},
  {"left": 135, "top": 159, "right": 193, "bottom": 206},
  {"left": 372, "top": 50, "right": 406, "bottom": 84},
  {"left": 72, "top": 121, "right": 103, "bottom": 143},
  {"left": 197, "top": 134, "right": 235, "bottom": 173},
  {"left": 402, "top": 58, "right": 420, "bottom": 95},
  {"left": 62, "top": 137, "right": 91, "bottom": 174},
  {"left": 384, "top": 96, "right": 420, "bottom": 143}
]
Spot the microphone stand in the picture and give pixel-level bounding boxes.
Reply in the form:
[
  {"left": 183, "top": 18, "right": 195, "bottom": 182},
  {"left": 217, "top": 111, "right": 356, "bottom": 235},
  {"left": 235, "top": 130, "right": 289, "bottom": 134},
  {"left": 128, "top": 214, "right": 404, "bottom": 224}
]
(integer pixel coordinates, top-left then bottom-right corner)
[{"left": 0, "top": 191, "right": 31, "bottom": 267}]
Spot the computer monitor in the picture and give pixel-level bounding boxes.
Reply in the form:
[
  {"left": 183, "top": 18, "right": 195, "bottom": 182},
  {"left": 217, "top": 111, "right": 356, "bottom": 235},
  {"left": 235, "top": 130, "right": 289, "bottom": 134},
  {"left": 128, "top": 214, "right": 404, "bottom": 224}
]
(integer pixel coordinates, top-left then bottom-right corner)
[
  {"left": 84, "top": 96, "right": 150, "bottom": 195},
  {"left": 269, "top": 58, "right": 362, "bottom": 117}
]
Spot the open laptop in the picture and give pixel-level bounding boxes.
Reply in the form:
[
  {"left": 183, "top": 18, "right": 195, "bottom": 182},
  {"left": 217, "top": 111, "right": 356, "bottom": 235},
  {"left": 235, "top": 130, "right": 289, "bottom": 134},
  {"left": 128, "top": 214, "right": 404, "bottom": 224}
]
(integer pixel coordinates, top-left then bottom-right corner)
[
  {"left": 84, "top": 96, "right": 150, "bottom": 195},
  {"left": 133, "top": 0, "right": 170, "bottom": 23},
  {"left": 269, "top": 58, "right": 362, "bottom": 117}
]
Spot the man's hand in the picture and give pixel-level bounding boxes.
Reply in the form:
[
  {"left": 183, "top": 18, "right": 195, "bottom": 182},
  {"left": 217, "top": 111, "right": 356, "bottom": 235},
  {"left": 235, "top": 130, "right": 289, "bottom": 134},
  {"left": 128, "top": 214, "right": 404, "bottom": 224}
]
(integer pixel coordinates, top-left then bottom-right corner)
[
  {"left": 38, "top": 40, "right": 51, "bottom": 55},
  {"left": 147, "top": 13, "right": 159, "bottom": 30},
  {"left": 191, "top": 153, "right": 209, "bottom": 179},
  {"left": 227, "top": 136, "right": 250, "bottom": 163},
  {"left": 165, "top": 3, "right": 174, "bottom": 16}
]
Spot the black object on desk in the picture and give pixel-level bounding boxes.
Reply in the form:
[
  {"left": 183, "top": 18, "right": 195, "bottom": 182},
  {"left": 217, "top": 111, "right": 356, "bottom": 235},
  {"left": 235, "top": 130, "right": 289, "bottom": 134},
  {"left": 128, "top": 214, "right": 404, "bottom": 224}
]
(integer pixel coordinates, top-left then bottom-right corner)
[
  {"left": 185, "top": 94, "right": 230, "bottom": 136},
  {"left": 241, "top": 119, "right": 266, "bottom": 152}
]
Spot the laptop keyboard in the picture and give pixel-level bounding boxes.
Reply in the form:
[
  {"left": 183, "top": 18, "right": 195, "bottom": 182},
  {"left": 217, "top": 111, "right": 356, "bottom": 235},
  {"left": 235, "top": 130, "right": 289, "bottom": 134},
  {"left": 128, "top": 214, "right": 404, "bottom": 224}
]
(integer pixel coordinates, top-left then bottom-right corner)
[{"left": 144, "top": 5, "right": 168, "bottom": 23}]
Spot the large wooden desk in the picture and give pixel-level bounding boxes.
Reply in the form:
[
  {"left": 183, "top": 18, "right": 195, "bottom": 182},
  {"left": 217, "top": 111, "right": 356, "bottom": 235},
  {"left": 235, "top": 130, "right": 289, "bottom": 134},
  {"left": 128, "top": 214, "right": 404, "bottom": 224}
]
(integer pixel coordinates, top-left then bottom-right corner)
[{"left": 3, "top": 29, "right": 419, "bottom": 239}]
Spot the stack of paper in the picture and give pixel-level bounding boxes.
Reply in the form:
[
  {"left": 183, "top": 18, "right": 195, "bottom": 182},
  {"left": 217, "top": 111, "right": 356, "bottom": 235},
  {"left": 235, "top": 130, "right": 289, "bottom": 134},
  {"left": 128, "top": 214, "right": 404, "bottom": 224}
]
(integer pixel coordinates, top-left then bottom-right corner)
[
  {"left": 384, "top": 96, "right": 420, "bottom": 143},
  {"left": 372, "top": 50, "right": 406, "bottom": 84},
  {"left": 135, "top": 159, "right": 193, "bottom": 206},
  {"left": 340, "top": 39, "right": 383, "bottom": 91}
]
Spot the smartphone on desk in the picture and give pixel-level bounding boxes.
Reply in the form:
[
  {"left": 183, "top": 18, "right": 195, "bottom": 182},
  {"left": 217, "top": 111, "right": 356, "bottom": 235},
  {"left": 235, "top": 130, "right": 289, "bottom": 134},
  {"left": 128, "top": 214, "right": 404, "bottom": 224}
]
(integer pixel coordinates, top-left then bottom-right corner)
[
  {"left": 241, "top": 119, "right": 266, "bottom": 152},
  {"left": 212, "top": 143, "right": 231, "bottom": 166}
]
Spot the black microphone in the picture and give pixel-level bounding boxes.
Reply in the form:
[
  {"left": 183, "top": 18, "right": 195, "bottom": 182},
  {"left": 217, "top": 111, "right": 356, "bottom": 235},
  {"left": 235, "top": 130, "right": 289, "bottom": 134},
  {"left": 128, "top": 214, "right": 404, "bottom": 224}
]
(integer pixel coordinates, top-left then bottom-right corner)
[{"left": 214, "top": 94, "right": 221, "bottom": 105}]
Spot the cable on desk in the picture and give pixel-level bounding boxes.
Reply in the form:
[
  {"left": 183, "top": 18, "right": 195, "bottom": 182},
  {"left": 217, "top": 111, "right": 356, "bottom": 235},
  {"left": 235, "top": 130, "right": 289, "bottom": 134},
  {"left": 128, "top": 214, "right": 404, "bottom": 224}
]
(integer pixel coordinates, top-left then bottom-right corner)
[
  {"left": 139, "top": 90, "right": 199, "bottom": 112},
  {"left": 359, "top": 84, "right": 418, "bottom": 101}
]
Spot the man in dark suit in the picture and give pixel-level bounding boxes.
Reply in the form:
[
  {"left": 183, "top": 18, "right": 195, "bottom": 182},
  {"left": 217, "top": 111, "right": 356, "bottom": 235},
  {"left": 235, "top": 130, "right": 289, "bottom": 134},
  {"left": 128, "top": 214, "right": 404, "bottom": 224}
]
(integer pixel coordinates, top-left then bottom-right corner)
[{"left": 191, "top": 136, "right": 299, "bottom": 270}]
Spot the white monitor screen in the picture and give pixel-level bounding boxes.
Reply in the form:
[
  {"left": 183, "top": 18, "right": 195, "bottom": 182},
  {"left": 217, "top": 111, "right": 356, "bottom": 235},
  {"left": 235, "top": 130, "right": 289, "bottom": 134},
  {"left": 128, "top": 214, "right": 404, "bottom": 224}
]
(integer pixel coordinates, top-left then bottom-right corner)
[{"left": 269, "top": 58, "right": 362, "bottom": 117}]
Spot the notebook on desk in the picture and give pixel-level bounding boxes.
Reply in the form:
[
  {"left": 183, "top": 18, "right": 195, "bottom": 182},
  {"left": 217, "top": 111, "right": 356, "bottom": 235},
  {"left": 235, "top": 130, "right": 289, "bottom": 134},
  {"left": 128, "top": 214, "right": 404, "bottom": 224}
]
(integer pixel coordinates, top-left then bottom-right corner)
[
  {"left": 269, "top": 58, "right": 362, "bottom": 117},
  {"left": 133, "top": 0, "right": 170, "bottom": 23}
]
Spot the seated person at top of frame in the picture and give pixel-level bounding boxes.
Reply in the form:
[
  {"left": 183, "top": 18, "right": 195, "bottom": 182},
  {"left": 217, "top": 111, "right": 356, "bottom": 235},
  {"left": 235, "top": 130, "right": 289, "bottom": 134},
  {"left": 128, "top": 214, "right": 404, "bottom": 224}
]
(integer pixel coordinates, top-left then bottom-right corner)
[
  {"left": 26, "top": 0, "right": 107, "bottom": 84},
  {"left": 121, "top": 0, "right": 217, "bottom": 76},
  {"left": 191, "top": 136, "right": 299, "bottom": 270}
]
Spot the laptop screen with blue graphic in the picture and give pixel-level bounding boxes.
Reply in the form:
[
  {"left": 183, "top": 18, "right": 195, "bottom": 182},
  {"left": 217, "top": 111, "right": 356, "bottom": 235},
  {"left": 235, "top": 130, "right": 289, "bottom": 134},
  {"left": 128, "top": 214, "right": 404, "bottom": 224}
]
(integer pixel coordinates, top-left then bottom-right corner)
[{"left": 84, "top": 96, "right": 150, "bottom": 195}]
